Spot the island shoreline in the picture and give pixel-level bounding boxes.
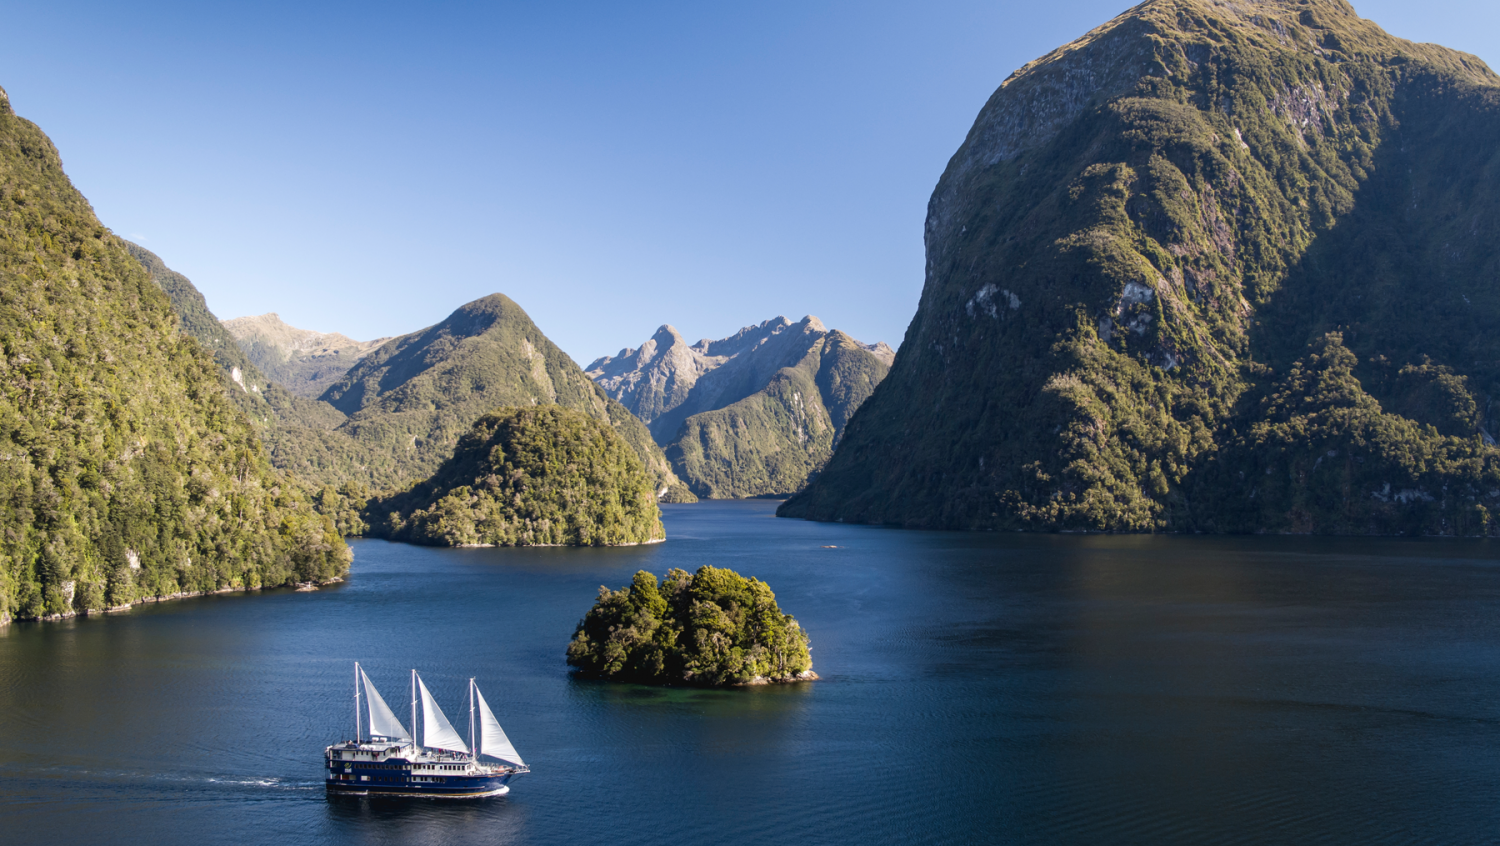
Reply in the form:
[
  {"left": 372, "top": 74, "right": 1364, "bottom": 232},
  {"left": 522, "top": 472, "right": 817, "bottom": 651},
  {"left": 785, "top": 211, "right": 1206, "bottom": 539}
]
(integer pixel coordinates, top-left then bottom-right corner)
[{"left": 0, "top": 577, "right": 345, "bottom": 626}]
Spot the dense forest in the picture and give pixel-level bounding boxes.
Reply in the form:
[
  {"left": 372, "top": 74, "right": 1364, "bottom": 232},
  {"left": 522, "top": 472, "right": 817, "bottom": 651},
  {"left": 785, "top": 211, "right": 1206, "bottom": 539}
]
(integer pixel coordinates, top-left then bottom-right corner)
[
  {"left": 373, "top": 406, "right": 664, "bottom": 547},
  {"left": 0, "top": 86, "right": 349, "bottom": 623},
  {"left": 567, "top": 566, "right": 813, "bottom": 686}
]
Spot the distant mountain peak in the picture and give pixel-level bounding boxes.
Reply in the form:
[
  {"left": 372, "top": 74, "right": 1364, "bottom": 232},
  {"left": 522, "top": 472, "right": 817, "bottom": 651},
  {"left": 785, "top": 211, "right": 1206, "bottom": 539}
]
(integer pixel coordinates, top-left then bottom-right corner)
[
  {"left": 222, "top": 312, "right": 389, "bottom": 398},
  {"left": 315, "top": 293, "right": 690, "bottom": 498},
  {"left": 588, "top": 315, "right": 895, "bottom": 497}
]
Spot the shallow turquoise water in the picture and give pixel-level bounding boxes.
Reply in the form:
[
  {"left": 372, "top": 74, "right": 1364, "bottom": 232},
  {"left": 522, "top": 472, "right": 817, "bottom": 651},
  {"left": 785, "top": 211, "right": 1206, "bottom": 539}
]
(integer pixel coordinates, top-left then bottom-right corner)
[{"left": 2, "top": 500, "right": 1500, "bottom": 844}]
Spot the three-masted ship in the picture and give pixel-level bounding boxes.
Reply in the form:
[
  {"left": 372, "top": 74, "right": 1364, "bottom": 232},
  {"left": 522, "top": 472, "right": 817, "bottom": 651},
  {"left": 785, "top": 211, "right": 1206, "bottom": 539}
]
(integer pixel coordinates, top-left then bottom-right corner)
[{"left": 326, "top": 663, "right": 529, "bottom": 798}]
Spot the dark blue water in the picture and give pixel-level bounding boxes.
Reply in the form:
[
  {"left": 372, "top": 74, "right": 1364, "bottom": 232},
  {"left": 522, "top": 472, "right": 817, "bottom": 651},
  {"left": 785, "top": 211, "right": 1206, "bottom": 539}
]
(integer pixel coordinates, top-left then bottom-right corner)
[{"left": 3, "top": 500, "right": 1500, "bottom": 844}]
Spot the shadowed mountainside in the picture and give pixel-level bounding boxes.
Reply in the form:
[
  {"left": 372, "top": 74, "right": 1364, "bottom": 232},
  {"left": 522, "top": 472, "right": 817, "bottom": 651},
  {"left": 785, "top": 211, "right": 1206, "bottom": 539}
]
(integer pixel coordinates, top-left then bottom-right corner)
[{"left": 783, "top": 0, "right": 1500, "bottom": 536}]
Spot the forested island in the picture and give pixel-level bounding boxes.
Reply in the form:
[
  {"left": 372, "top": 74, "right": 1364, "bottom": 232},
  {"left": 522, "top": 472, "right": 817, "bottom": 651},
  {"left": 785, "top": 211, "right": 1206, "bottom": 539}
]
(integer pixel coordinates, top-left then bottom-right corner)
[
  {"left": 371, "top": 406, "right": 664, "bottom": 547},
  {"left": 567, "top": 566, "right": 814, "bottom": 686}
]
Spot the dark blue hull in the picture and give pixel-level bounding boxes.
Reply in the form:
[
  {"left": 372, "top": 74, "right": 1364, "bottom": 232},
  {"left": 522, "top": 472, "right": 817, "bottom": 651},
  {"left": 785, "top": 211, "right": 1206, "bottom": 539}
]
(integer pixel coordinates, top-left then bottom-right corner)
[{"left": 326, "top": 754, "right": 517, "bottom": 798}]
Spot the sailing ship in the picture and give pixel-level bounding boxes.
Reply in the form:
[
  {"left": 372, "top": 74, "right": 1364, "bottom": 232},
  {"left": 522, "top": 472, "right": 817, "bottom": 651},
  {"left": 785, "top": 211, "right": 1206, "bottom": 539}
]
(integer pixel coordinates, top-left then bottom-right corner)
[{"left": 325, "top": 663, "right": 529, "bottom": 797}]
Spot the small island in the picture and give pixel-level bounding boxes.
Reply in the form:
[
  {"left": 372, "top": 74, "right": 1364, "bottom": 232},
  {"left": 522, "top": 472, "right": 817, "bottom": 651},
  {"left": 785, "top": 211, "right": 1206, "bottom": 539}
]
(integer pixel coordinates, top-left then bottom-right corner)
[
  {"left": 567, "top": 566, "right": 815, "bottom": 686},
  {"left": 372, "top": 406, "right": 664, "bottom": 547}
]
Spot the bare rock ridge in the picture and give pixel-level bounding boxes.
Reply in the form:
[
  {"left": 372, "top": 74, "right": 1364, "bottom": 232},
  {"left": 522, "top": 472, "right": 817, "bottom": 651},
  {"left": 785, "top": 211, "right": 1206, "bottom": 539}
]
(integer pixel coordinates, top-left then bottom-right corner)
[
  {"left": 782, "top": 0, "right": 1500, "bottom": 535},
  {"left": 223, "top": 312, "right": 390, "bottom": 399},
  {"left": 588, "top": 317, "right": 893, "bottom": 498}
]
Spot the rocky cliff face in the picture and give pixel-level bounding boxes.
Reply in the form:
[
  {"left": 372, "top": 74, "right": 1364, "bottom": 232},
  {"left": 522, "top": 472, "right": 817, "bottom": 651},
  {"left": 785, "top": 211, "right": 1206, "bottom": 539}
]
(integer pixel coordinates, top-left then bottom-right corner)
[
  {"left": 222, "top": 312, "right": 388, "bottom": 399},
  {"left": 783, "top": 0, "right": 1500, "bottom": 535},
  {"left": 589, "top": 317, "right": 893, "bottom": 497}
]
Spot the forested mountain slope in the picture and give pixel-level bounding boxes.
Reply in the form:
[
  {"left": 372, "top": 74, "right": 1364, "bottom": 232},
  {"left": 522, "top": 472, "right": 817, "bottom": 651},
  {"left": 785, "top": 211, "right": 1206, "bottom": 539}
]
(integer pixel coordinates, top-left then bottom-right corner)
[
  {"left": 125, "top": 243, "right": 347, "bottom": 433},
  {"left": 371, "top": 406, "right": 664, "bottom": 547},
  {"left": 0, "top": 86, "right": 349, "bottom": 622},
  {"left": 589, "top": 317, "right": 893, "bottom": 498},
  {"left": 321, "top": 293, "right": 693, "bottom": 499},
  {"left": 783, "top": 0, "right": 1500, "bottom": 535}
]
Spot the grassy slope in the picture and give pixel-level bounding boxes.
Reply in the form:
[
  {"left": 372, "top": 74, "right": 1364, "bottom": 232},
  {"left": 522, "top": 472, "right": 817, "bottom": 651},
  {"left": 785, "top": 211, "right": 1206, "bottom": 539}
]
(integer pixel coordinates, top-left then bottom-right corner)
[
  {"left": 0, "top": 88, "right": 349, "bottom": 621},
  {"left": 666, "top": 331, "right": 890, "bottom": 498},
  {"left": 783, "top": 0, "right": 1500, "bottom": 535}
]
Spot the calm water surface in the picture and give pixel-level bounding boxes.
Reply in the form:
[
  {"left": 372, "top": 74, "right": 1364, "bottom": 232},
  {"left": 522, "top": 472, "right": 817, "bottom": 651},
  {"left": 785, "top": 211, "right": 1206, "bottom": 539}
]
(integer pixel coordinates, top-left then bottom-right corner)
[{"left": 3, "top": 501, "right": 1500, "bottom": 844}]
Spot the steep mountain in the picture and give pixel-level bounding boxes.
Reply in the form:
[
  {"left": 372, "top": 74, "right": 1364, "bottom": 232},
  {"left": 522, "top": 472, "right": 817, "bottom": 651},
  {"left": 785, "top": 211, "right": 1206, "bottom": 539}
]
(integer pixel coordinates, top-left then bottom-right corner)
[
  {"left": 588, "top": 317, "right": 893, "bottom": 498},
  {"left": 321, "top": 293, "right": 693, "bottom": 499},
  {"left": 783, "top": 0, "right": 1500, "bottom": 535},
  {"left": 125, "top": 244, "right": 351, "bottom": 435},
  {"left": 222, "top": 313, "right": 388, "bottom": 399},
  {"left": 126, "top": 242, "right": 265, "bottom": 393},
  {"left": 372, "top": 406, "right": 664, "bottom": 547},
  {"left": 0, "top": 85, "right": 349, "bottom": 623}
]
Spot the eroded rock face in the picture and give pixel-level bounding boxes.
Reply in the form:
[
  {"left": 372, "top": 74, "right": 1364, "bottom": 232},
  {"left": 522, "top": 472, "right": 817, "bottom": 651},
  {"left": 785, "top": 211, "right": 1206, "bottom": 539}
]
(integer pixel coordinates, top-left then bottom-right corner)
[
  {"left": 588, "top": 318, "right": 894, "bottom": 497},
  {"left": 783, "top": 0, "right": 1500, "bottom": 535}
]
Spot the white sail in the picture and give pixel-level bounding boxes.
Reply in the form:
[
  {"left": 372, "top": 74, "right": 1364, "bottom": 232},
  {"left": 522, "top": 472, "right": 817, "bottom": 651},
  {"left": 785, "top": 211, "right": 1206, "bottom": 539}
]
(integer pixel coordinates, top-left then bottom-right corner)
[
  {"left": 474, "top": 683, "right": 524, "bottom": 766},
  {"left": 418, "top": 675, "right": 469, "bottom": 753},
  {"left": 361, "top": 669, "right": 411, "bottom": 741}
]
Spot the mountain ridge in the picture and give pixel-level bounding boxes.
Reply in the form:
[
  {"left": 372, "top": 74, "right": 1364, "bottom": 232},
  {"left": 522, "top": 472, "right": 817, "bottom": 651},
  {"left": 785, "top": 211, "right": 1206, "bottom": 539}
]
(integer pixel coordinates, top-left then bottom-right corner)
[
  {"left": 223, "top": 312, "right": 389, "bottom": 399},
  {"left": 320, "top": 293, "right": 694, "bottom": 499},
  {"left": 0, "top": 88, "right": 349, "bottom": 622},
  {"left": 589, "top": 316, "right": 893, "bottom": 497}
]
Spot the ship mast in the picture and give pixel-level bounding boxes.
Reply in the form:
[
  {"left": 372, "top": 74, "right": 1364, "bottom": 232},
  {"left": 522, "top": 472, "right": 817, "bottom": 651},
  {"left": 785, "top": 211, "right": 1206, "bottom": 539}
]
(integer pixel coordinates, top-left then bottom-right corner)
[
  {"left": 354, "top": 662, "right": 362, "bottom": 743},
  {"left": 411, "top": 669, "right": 419, "bottom": 755},
  {"left": 469, "top": 678, "right": 476, "bottom": 762}
]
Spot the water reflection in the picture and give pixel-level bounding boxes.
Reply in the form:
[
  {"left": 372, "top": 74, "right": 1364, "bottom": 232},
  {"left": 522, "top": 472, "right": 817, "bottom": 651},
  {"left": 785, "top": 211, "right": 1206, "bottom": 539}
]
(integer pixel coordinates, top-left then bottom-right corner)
[{"left": 325, "top": 793, "right": 528, "bottom": 846}]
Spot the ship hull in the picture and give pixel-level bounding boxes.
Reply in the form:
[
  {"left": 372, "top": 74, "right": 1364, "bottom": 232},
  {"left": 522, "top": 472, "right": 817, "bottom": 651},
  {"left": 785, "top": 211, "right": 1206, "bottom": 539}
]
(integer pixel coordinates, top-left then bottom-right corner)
[
  {"left": 326, "top": 769, "right": 514, "bottom": 798},
  {"left": 326, "top": 778, "right": 512, "bottom": 798},
  {"left": 326, "top": 746, "right": 521, "bottom": 798}
]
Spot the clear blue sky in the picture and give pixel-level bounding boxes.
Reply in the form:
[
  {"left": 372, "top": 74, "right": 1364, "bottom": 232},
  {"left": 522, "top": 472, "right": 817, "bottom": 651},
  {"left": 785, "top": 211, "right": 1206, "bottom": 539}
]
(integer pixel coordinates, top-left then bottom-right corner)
[{"left": 3, "top": 0, "right": 1496, "bottom": 365}]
